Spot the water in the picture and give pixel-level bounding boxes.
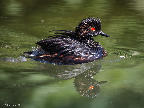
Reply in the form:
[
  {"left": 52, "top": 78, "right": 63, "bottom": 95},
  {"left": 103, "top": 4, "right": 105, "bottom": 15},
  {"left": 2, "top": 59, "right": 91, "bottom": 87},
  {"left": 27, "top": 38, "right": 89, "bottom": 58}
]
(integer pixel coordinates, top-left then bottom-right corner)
[{"left": 0, "top": 0, "right": 144, "bottom": 108}]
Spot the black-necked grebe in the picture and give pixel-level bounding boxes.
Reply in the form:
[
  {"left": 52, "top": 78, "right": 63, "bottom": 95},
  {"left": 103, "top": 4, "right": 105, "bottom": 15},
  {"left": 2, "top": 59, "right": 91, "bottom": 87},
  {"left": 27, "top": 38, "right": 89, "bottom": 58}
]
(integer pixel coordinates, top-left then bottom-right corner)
[{"left": 25, "top": 17, "right": 109, "bottom": 65}]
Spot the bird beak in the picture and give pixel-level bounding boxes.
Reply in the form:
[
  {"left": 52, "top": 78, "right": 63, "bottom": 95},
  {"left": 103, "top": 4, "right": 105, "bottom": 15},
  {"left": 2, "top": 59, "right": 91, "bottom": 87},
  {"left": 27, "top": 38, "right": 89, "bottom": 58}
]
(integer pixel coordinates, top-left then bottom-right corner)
[{"left": 99, "top": 31, "right": 110, "bottom": 37}]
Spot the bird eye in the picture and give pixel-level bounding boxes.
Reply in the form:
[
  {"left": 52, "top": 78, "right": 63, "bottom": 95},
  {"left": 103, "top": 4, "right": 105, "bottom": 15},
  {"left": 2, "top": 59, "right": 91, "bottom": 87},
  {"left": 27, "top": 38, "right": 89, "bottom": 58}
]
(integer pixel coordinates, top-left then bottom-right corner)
[{"left": 90, "top": 27, "right": 96, "bottom": 31}]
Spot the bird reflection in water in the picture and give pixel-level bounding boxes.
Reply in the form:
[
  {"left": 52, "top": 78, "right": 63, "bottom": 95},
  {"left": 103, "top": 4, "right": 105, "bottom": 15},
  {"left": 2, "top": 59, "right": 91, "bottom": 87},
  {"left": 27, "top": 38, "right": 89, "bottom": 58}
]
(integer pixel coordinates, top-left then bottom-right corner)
[
  {"left": 39, "top": 61, "right": 107, "bottom": 98},
  {"left": 74, "top": 68, "right": 107, "bottom": 98}
]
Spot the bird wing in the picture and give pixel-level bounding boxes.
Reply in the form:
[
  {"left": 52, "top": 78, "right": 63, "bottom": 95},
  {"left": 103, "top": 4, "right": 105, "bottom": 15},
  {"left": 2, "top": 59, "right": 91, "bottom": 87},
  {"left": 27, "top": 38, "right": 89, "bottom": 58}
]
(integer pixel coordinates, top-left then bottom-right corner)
[{"left": 36, "top": 37, "right": 90, "bottom": 57}]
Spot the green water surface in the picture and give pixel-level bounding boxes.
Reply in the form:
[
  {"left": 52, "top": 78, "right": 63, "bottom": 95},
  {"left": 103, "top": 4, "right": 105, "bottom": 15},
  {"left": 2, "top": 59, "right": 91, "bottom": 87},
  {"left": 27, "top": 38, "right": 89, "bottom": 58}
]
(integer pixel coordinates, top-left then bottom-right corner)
[{"left": 0, "top": 0, "right": 144, "bottom": 108}]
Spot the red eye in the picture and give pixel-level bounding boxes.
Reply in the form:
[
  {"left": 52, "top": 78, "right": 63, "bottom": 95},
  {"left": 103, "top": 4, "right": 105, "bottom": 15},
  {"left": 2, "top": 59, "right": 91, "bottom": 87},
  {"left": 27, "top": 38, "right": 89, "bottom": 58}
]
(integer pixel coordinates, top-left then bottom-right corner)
[{"left": 90, "top": 27, "right": 96, "bottom": 31}]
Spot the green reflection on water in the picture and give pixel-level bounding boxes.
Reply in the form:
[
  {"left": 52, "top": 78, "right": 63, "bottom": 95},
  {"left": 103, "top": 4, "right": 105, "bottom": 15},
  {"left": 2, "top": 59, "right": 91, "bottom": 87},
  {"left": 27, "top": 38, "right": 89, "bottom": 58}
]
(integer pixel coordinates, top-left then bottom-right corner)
[{"left": 0, "top": 0, "right": 144, "bottom": 108}]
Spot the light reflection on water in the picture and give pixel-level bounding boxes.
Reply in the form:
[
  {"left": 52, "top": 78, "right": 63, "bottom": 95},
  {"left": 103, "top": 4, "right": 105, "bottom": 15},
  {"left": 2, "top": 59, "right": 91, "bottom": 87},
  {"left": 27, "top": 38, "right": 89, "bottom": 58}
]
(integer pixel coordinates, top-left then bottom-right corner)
[{"left": 0, "top": 0, "right": 144, "bottom": 108}]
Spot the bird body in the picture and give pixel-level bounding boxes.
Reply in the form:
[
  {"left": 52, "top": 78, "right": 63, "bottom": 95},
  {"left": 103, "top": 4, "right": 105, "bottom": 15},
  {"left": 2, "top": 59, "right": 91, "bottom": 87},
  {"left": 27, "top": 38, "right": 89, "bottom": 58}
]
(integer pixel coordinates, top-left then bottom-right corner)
[{"left": 25, "top": 17, "right": 109, "bottom": 65}]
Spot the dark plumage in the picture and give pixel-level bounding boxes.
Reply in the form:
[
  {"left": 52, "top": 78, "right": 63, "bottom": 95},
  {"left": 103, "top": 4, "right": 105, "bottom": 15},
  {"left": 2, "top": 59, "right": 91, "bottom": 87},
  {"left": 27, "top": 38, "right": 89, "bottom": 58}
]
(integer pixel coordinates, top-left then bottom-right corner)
[{"left": 24, "top": 17, "right": 109, "bottom": 65}]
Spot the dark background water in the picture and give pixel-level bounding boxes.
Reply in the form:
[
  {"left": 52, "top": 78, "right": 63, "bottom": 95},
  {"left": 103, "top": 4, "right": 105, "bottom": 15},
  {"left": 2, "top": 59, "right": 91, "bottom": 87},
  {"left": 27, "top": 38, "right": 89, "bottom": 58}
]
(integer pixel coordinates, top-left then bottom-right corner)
[{"left": 0, "top": 0, "right": 144, "bottom": 108}]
